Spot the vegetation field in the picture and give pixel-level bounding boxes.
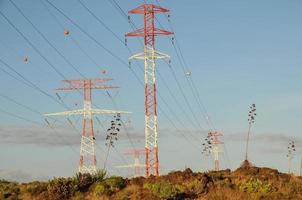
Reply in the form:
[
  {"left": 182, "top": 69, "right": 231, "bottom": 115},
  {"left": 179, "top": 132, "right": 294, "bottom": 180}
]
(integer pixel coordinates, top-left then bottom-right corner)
[{"left": 1, "top": 166, "right": 302, "bottom": 200}]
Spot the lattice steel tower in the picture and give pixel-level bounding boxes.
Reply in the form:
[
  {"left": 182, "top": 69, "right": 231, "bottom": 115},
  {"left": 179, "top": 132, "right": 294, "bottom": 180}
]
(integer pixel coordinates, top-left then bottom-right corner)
[
  {"left": 209, "top": 131, "right": 223, "bottom": 171},
  {"left": 45, "top": 78, "right": 130, "bottom": 174},
  {"left": 126, "top": 4, "right": 173, "bottom": 176}
]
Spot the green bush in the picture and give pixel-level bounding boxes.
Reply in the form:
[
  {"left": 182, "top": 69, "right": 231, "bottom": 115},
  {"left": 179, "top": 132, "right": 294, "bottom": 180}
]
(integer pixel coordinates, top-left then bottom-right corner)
[
  {"left": 47, "top": 177, "right": 75, "bottom": 200},
  {"left": 0, "top": 179, "right": 9, "bottom": 184},
  {"left": 0, "top": 181, "right": 20, "bottom": 199},
  {"left": 104, "top": 176, "right": 126, "bottom": 191},
  {"left": 92, "top": 169, "right": 107, "bottom": 182},
  {"left": 239, "top": 178, "right": 272, "bottom": 194},
  {"left": 72, "top": 173, "right": 81, "bottom": 185},
  {"left": 24, "top": 181, "right": 47, "bottom": 196},
  {"left": 185, "top": 179, "right": 205, "bottom": 194},
  {"left": 77, "top": 173, "right": 94, "bottom": 192},
  {"left": 114, "top": 185, "right": 140, "bottom": 200},
  {"left": 144, "top": 181, "right": 179, "bottom": 199},
  {"left": 93, "top": 182, "right": 109, "bottom": 196}
]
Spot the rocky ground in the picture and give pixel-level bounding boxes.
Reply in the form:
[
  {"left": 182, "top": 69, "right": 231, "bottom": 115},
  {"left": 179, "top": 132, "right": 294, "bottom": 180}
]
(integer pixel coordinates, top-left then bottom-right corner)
[{"left": 1, "top": 164, "right": 302, "bottom": 200}]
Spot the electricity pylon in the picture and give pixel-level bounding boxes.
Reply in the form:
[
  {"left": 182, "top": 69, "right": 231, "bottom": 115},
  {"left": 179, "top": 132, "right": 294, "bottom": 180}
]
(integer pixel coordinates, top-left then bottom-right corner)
[
  {"left": 208, "top": 131, "right": 223, "bottom": 171},
  {"left": 44, "top": 78, "right": 131, "bottom": 174},
  {"left": 126, "top": 3, "right": 173, "bottom": 177},
  {"left": 116, "top": 149, "right": 145, "bottom": 177}
]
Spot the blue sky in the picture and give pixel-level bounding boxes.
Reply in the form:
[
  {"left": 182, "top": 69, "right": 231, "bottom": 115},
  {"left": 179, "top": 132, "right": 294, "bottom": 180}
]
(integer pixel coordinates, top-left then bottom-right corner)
[{"left": 0, "top": 0, "right": 302, "bottom": 182}]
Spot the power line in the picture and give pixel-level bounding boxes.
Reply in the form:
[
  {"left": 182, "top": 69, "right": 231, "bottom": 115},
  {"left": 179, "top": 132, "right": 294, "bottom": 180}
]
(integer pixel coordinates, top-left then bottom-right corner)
[
  {"left": 0, "top": 3, "right": 129, "bottom": 175},
  {"left": 0, "top": 58, "right": 70, "bottom": 110},
  {"left": 105, "top": 0, "right": 206, "bottom": 134},
  {"left": 0, "top": 107, "right": 41, "bottom": 125},
  {"left": 4, "top": 0, "right": 204, "bottom": 152},
  {"left": 8, "top": 0, "right": 86, "bottom": 78},
  {"left": 10, "top": 0, "right": 136, "bottom": 157},
  {"left": 0, "top": 57, "right": 124, "bottom": 174},
  {"left": 77, "top": 0, "right": 124, "bottom": 44},
  {"left": 0, "top": 88, "right": 124, "bottom": 175},
  {"left": 0, "top": 104, "right": 79, "bottom": 156},
  {"left": 0, "top": 9, "right": 67, "bottom": 80},
  {"left": 155, "top": 0, "right": 215, "bottom": 131},
  {"left": 45, "top": 0, "right": 128, "bottom": 67},
  {"left": 44, "top": 0, "right": 199, "bottom": 148},
  {"left": 155, "top": 0, "right": 231, "bottom": 168},
  {"left": 40, "top": 1, "right": 138, "bottom": 153},
  {"left": 4, "top": 3, "right": 132, "bottom": 173},
  {"left": 78, "top": 0, "right": 205, "bottom": 142}
]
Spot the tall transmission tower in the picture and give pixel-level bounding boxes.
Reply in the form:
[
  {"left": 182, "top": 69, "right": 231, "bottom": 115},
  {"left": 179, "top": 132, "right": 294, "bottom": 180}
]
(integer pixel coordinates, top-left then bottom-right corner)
[
  {"left": 45, "top": 78, "right": 130, "bottom": 174},
  {"left": 116, "top": 149, "right": 145, "bottom": 177},
  {"left": 126, "top": 3, "right": 173, "bottom": 177},
  {"left": 208, "top": 131, "right": 223, "bottom": 171}
]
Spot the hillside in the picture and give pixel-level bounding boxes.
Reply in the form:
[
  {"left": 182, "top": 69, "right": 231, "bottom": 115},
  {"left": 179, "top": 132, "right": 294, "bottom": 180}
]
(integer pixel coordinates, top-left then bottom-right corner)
[{"left": 1, "top": 165, "right": 302, "bottom": 200}]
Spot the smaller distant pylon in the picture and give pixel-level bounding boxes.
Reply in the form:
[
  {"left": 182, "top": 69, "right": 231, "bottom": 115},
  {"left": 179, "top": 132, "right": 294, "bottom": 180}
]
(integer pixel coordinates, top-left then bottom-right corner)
[
  {"left": 208, "top": 131, "right": 223, "bottom": 171},
  {"left": 116, "top": 149, "right": 145, "bottom": 177}
]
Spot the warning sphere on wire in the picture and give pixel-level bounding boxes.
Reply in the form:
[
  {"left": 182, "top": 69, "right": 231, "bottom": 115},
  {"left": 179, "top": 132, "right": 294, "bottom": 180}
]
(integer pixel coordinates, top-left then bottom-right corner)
[
  {"left": 64, "top": 29, "right": 70, "bottom": 35},
  {"left": 185, "top": 71, "right": 191, "bottom": 77},
  {"left": 23, "top": 56, "right": 28, "bottom": 63}
]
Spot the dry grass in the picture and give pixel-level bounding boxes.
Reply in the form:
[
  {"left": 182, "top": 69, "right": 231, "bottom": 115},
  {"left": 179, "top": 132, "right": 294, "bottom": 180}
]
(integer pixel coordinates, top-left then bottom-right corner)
[{"left": 1, "top": 166, "right": 302, "bottom": 200}]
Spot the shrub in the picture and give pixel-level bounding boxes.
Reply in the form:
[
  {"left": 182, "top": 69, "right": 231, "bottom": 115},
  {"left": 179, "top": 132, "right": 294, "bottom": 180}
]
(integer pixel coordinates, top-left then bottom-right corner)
[
  {"left": 77, "top": 173, "right": 93, "bottom": 192},
  {"left": 72, "top": 173, "right": 81, "bottom": 186},
  {"left": 144, "top": 181, "right": 179, "bottom": 199},
  {"left": 113, "top": 185, "right": 141, "bottom": 200},
  {"left": 0, "top": 181, "right": 20, "bottom": 199},
  {"left": 93, "top": 182, "right": 110, "bottom": 196},
  {"left": 92, "top": 169, "right": 107, "bottom": 182},
  {"left": 104, "top": 176, "right": 126, "bottom": 191},
  {"left": 239, "top": 178, "right": 272, "bottom": 194},
  {"left": 185, "top": 179, "right": 206, "bottom": 194},
  {"left": 24, "top": 181, "right": 47, "bottom": 196},
  {"left": 72, "top": 191, "right": 86, "bottom": 200},
  {"left": 47, "top": 177, "right": 75, "bottom": 200}
]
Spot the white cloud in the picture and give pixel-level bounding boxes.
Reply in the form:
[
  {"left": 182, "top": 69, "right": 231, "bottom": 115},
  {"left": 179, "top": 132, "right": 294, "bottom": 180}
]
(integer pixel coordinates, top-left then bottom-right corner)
[
  {"left": 0, "top": 124, "right": 145, "bottom": 147},
  {"left": 0, "top": 168, "right": 51, "bottom": 183}
]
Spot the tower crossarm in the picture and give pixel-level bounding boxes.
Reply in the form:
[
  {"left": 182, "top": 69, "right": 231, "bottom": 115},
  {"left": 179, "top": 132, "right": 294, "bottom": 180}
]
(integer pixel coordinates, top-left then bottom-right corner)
[
  {"left": 55, "top": 78, "right": 119, "bottom": 91},
  {"left": 129, "top": 4, "right": 170, "bottom": 14},
  {"left": 129, "top": 50, "right": 170, "bottom": 60},
  {"left": 57, "top": 85, "right": 119, "bottom": 91},
  {"left": 127, "top": 28, "right": 173, "bottom": 37},
  {"left": 44, "top": 109, "right": 84, "bottom": 117},
  {"left": 44, "top": 109, "right": 131, "bottom": 117},
  {"left": 89, "top": 109, "right": 131, "bottom": 115}
]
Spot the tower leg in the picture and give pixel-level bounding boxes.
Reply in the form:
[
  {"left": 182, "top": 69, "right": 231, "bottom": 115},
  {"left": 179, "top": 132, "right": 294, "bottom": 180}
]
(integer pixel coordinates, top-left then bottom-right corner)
[
  {"left": 145, "top": 147, "right": 149, "bottom": 177},
  {"left": 79, "top": 117, "right": 97, "bottom": 174}
]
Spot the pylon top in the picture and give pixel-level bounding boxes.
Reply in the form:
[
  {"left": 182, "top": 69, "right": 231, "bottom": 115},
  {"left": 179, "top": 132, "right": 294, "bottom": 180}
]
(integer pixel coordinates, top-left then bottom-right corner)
[
  {"left": 129, "top": 4, "right": 169, "bottom": 14},
  {"left": 56, "top": 78, "right": 119, "bottom": 91}
]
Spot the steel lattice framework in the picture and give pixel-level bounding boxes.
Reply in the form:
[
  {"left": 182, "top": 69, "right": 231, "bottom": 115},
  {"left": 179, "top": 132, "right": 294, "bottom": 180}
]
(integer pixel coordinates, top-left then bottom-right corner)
[
  {"left": 116, "top": 149, "right": 145, "bottom": 177},
  {"left": 208, "top": 131, "right": 223, "bottom": 171},
  {"left": 45, "top": 78, "right": 130, "bottom": 174},
  {"left": 126, "top": 4, "right": 173, "bottom": 176}
]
